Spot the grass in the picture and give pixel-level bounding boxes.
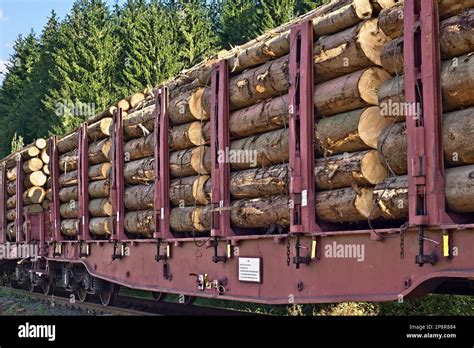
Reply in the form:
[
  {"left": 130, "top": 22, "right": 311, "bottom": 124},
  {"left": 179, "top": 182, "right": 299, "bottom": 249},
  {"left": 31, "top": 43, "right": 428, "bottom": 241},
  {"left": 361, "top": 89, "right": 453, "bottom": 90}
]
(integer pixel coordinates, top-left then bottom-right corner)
[{"left": 119, "top": 287, "right": 474, "bottom": 316}]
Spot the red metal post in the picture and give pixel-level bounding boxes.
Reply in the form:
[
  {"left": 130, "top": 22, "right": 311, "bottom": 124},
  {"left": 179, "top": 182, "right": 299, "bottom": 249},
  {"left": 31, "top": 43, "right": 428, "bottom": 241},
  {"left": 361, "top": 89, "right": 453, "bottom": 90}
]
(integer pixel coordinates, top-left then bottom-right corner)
[
  {"left": 0, "top": 162, "right": 7, "bottom": 243},
  {"left": 153, "top": 87, "right": 171, "bottom": 239},
  {"left": 77, "top": 123, "right": 90, "bottom": 241},
  {"left": 288, "top": 20, "right": 318, "bottom": 236},
  {"left": 15, "top": 156, "right": 24, "bottom": 243},
  {"left": 39, "top": 212, "right": 45, "bottom": 256},
  {"left": 111, "top": 109, "right": 125, "bottom": 241},
  {"left": 49, "top": 136, "right": 62, "bottom": 242},
  {"left": 210, "top": 60, "right": 233, "bottom": 238}
]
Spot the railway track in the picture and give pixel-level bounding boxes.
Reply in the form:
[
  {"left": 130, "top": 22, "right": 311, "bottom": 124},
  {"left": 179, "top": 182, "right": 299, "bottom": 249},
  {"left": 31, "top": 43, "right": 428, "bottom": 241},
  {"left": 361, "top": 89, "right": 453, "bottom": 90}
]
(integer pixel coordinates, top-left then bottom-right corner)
[{"left": 0, "top": 286, "right": 257, "bottom": 316}]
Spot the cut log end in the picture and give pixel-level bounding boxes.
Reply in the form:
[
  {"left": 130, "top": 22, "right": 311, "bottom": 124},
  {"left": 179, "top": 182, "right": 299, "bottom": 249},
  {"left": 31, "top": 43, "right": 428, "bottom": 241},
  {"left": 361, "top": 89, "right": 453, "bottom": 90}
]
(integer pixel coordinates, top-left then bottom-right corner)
[
  {"left": 358, "top": 106, "right": 392, "bottom": 148},
  {"left": 358, "top": 19, "right": 389, "bottom": 66},
  {"left": 359, "top": 67, "right": 391, "bottom": 105},
  {"left": 355, "top": 187, "right": 380, "bottom": 219},
  {"left": 189, "top": 88, "right": 207, "bottom": 120},
  {"left": 360, "top": 150, "right": 388, "bottom": 185}
]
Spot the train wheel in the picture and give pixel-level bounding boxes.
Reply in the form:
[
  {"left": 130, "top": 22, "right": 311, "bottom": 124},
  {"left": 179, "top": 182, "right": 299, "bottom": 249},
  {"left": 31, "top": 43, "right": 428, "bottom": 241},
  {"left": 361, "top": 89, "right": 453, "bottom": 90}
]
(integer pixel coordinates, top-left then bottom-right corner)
[
  {"left": 152, "top": 292, "right": 167, "bottom": 302},
  {"left": 41, "top": 277, "right": 53, "bottom": 295},
  {"left": 99, "top": 283, "right": 119, "bottom": 307},
  {"left": 75, "top": 286, "right": 87, "bottom": 303},
  {"left": 183, "top": 295, "right": 196, "bottom": 305}
]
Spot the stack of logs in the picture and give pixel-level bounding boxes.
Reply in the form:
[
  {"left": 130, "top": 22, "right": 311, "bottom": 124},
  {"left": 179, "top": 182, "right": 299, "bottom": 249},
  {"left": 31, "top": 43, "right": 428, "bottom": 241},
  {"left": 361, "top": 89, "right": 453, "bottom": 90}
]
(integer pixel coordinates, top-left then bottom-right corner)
[
  {"left": 120, "top": 0, "right": 403, "bottom": 236},
  {"left": 374, "top": 0, "right": 474, "bottom": 219},
  {"left": 5, "top": 139, "right": 50, "bottom": 241}
]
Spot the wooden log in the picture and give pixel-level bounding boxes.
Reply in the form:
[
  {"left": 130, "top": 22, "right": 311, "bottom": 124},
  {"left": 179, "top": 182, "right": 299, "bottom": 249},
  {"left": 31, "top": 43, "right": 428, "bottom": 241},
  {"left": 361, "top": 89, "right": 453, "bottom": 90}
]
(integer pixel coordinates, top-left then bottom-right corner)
[
  {"left": 379, "top": 108, "right": 474, "bottom": 174},
  {"left": 379, "top": 53, "right": 474, "bottom": 117},
  {"left": 23, "top": 186, "right": 46, "bottom": 204},
  {"left": 169, "top": 122, "right": 205, "bottom": 150},
  {"left": 7, "top": 181, "right": 16, "bottom": 196},
  {"left": 170, "top": 206, "right": 210, "bottom": 233},
  {"left": 124, "top": 210, "right": 155, "bottom": 235},
  {"left": 230, "top": 196, "right": 291, "bottom": 228},
  {"left": 60, "top": 219, "right": 78, "bottom": 237},
  {"left": 7, "top": 222, "right": 15, "bottom": 241},
  {"left": 123, "top": 104, "right": 155, "bottom": 139},
  {"left": 380, "top": 11, "right": 474, "bottom": 74},
  {"left": 124, "top": 157, "right": 154, "bottom": 184},
  {"left": 6, "top": 195, "right": 16, "bottom": 209},
  {"left": 169, "top": 175, "right": 209, "bottom": 206},
  {"left": 129, "top": 92, "right": 145, "bottom": 109},
  {"left": 5, "top": 145, "right": 40, "bottom": 167},
  {"left": 6, "top": 209, "right": 15, "bottom": 221},
  {"left": 60, "top": 198, "right": 112, "bottom": 219},
  {"left": 124, "top": 184, "right": 154, "bottom": 210},
  {"left": 117, "top": 99, "right": 130, "bottom": 112},
  {"left": 439, "top": 0, "right": 474, "bottom": 20},
  {"left": 59, "top": 179, "right": 110, "bottom": 202},
  {"left": 315, "top": 150, "right": 388, "bottom": 190},
  {"left": 313, "top": 18, "right": 389, "bottom": 83},
  {"left": 327, "top": 106, "right": 390, "bottom": 153},
  {"left": 170, "top": 146, "right": 211, "bottom": 177},
  {"left": 169, "top": 88, "right": 207, "bottom": 125},
  {"left": 43, "top": 164, "right": 50, "bottom": 175},
  {"left": 41, "top": 148, "right": 49, "bottom": 164},
  {"left": 59, "top": 138, "right": 112, "bottom": 171},
  {"left": 87, "top": 105, "right": 116, "bottom": 125},
  {"left": 314, "top": 68, "right": 391, "bottom": 117},
  {"left": 89, "top": 217, "right": 113, "bottom": 235},
  {"left": 6, "top": 167, "right": 16, "bottom": 181},
  {"left": 58, "top": 163, "right": 111, "bottom": 188},
  {"left": 202, "top": 95, "right": 289, "bottom": 142},
  {"left": 123, "top": 133, "right": 153, "bottom": 161},
  {"left": 23, "top": 204, "right": 43, "bottom": 215},
  {"left": 24, "top": 171, "right": 47, "bottom": 188},
  {"left": 35, "top": 138, "right": 47, "bottom": 150},
  {"left": 42, "top": 199, "right": 50, "bottom": 210},
  {"left": 375, "top": 165, "right": 474, "bottom": 218},
  {"left": 56, "top": 118, "right": 113, "bottom": 154},
  {"left": 23, "top": 158, "right": 43, "bottom": 174},
  {"left": 23, "top": 146, "right": 40, "bottom": 159}
]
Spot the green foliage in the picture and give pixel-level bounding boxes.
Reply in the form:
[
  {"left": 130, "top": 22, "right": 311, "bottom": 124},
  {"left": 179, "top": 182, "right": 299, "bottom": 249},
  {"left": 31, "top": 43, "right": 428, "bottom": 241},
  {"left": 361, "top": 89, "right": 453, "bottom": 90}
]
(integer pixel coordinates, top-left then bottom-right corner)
[
  {"left": 0, "top": 0, "right": 332, "bottom": 158},
  {"left": 10, "top": 132, "right": 25, "bottom": 153}
]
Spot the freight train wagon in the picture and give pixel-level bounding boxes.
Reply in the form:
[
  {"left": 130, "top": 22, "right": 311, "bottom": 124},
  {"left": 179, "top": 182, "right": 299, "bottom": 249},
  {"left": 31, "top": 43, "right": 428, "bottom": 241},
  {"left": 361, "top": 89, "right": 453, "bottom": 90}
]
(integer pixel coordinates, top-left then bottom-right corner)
[{"left": 0, "top": 0, "right": 474, "bottom": 306}]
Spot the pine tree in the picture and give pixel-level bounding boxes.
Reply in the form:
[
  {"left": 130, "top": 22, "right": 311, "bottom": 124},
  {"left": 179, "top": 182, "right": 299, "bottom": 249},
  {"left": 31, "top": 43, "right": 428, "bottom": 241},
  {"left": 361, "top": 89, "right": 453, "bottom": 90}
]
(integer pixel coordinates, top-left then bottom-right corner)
[
  {"left": 173, "top": 0, "right": 219, "bottom": 69},
  {"left": 46, "top": 0, "right": 117, "bottom": 134},
  {"left": 217, "top": 0, "right": 261, "bottom": 47},
  {"left": 295, "top": 0, "right": 330, "bottom": 15},
  {"left": 260, "top": 0, "right": 298, "bottom": 31},
  {"left": 0, "top": 32, "right": 40, "bottom": 157}
]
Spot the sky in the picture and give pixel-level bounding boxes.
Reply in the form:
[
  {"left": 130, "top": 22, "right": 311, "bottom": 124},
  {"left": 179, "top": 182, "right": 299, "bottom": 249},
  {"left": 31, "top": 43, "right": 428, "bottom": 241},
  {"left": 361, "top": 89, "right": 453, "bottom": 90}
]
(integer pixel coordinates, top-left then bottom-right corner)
[{"left": 0, "top": 0, "right": 125, "bottom": 83}]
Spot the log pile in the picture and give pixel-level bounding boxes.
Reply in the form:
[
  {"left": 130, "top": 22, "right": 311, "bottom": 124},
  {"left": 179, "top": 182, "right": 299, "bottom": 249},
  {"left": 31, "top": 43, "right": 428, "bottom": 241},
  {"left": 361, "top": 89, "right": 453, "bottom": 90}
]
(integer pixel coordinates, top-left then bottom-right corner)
[
  {"left": 4, "top": 139, "right": 49, "bottom": 241},
  {"left": 3, "top": 0, "right": 474, "bottom": 239},
  {"left": 375, "top": 0, "right": 474, "bottom": 220},
  {"left": 57, "top": 118, "right": 113, "bottom": 237}
]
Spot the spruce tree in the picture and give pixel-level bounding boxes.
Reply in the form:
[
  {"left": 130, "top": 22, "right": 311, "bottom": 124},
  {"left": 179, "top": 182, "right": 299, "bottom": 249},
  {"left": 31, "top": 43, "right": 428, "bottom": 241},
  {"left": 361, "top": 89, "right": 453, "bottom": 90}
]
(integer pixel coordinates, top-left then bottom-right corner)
[
  {"left": 46, "top": 0, "right": 117, "bottom": 134},
  {"left": 260, "top": 0, "right": 298, "bottom": 31},
  {"left": 217, "top": 0, "right": 261, "bottom": 47},
  {"left": 0, "top": 32, "right": 40, "bottom": 156}
]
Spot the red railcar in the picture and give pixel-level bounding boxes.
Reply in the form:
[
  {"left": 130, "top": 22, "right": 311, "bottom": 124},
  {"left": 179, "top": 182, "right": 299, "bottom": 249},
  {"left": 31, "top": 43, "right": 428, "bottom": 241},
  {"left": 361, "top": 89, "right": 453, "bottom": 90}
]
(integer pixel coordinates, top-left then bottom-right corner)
[{"left": 0, "top": 0, "right": 473, "bottom": 306}]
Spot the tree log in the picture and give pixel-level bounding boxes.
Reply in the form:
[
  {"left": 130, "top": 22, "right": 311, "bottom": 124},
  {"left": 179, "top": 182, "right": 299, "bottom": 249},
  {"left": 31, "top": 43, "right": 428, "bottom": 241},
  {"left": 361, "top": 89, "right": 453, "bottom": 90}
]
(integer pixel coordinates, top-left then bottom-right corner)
[
  {"left": 170, "top": 146, "right": 211, "bottom": 177},
  {"left": 169, "top": 121, "right": 205, "bottom": 150},
  {"left": 123, "top": 133, "right": 153, "bottom": 161},
  {"left": 124, "top": 184, "right": 154, "bottom": 210},
  {"left": 129, "top": 92, "right": 145, "bottom": 109},
  {"left": 23, "top": 204, "right": 43, "bottom": 215},
  {"left": 6, "top": 167, "right": 16, "bottom": 181},
  {"left": 124, "top": 210, "right": 155, "bottom": 235},
  {"left": 43, "top": 164, "right": 50, "bottom": 175},
  {"left": 380, "top": 10, "right": 474, "bottom": 74},
  {"left": 23, "top": 186, "right": 46, "bottom": 205},
  {"left": 117, "top": 99, "right": 130, "bottom": 112},
  {"left": 124, "top": 157, "right": 154, "bottom": 184},
  {"left": 375, "top": 165, "right": 474, "bottom": 218},
  {"left": 6, "top": 209, "right": 15, "bottom": 221},
  {"left": 24, "top": 171, "right": 47, "bottom": 188},
  {"left": 35, "top": 138, "right": 47, "bottom": 150},
  {"left": 56, "top": 118, "right": 113, "bottom": 154},
  {"left": 58, "top": 163, "right": 111, "bottom": 188},
  {"left": 23, "top": 158, "right": 43, "bottom": 174},
  {"left": 59, "top": 138, "right": 112, "bottom": 171},
  {"left": 202, "top": 95, "right": 288, "bottom": 142},
  {"left": 89, "top": 217, "right": 113, "bottom": 235},
  {"left": 41, "top": 149, "right": 50, "bottom": 164},
  {"left": 314, "top": 68, "right": 391, "bottom": 117},
  {"left": 123, "top": 104, "right": 155, "bottom": 139},
  {"left": 379, "top": 53, "right": 474, "bottom": 117},
  {"left": 6, "top": 195, "right": 15, "bottom": 209},
  {"left": 169, "top": 175, "right": 209, "bottom": 207},
  {"left": 169, "top": 88, "right": 207, "bottom": 125},
  {"left": 59, "top": 179, "right": 110, "bottom": 202},
  {"left": 315, "top": 150, "right": 387, "bottom": 190},
  {"left": 60, "top": 198, "right": 112, "bottom": 218},
  {"left": 60, "top": 219, "right": 78, "bottom": 237},
  {"left": 7, "top": 181, "right": 16, "bottom": 196},
  {"left": 379, "top": 108, "right": 474, "bottom": 174}
]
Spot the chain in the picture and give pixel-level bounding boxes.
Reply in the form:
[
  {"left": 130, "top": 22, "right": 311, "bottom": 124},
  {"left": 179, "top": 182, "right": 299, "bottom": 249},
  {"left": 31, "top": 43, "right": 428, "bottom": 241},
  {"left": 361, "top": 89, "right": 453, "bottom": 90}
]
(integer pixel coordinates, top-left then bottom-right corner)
[
  {"left": 400, "top": 222, "right": 408, "bottom": 259},
  {"left": 286, "top": 235, "right": 291, "bottom": 266}
]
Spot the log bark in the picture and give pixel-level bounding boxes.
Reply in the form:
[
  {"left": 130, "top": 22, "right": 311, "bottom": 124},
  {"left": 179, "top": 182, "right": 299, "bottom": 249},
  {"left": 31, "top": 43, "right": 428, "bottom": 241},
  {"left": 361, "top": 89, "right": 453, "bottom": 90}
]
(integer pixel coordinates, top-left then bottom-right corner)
[
  {"left": 375, "top": 165, "right": 474, "bottom": 218},
  {"left": 379, "top": 0, "right": 474, "bottom": 39},
  {"left": 169, "top": 88, "right": 207, "bottom": 125},
  {"left": 317, "top": 106, "right": 388, "bottom": 154},
  {"left": 169, "top": 121, "right": 205, "bottom": 150},
  {"left": 123, "top": 133, "right": 153, "bottom": 161},
  {"left": 6, "top": 195, "right": 16, "bottom": 209},
  {"left": 59, "top": 138, "right": 112, "bottom": 171},
  {"left": 24, "top": 171, "right": 47, "bottom": 188},
  {"left": 315, "top": 150, "right": 388, "bottom": 190},
  {"left": 6, "top": 209, "right": 15, "bottom": 221},
  {"left": 124, "top": 184, "right": 154, "bottom": 210},
  {"left": 42, "top": 199, "right": 50, "bottom": 210},
  {"left": 380, "top": 11, "right": 474, "bottom": 74},
  {"left": 6, "top": 167, "right": 16, "bottom": 181},
  {"left": 7, "top": 222, "right": 15, "bottom": 241},
  {"left": 314, "top": 68, "right": 391, "bottom": 117},
  {"left": 313, "top": 18, "right": 389, "bottom": 83},
  {"left": 169, "top": 175, "right": 209, "bottom": 206},
  {"left": 202, "top": 95, "right": 289, "bottom": 142},
  {"left": 379, "top": 108, "right": 474, "bottom": 174},
  {"left": 23, "top": 158, "right": 43, "bottom": 174},
  {"left": 56, "top": 118, "right": 113, "bottom": 154},
  {"left": 230, "top": 196, "right": 291, "bottom": 228},
  {"left": 59, "top": 179, "right": 110, "bottom": 202},
  {"left": 7, "top": 181, "right": 16, "bottom": 196},
  {"left": 123, "top": 104, "right": 155, "bottom": 139},
  {"left": 23, "top": 186, "right": 46, "bottom": 204},
  {"left": 124, "top": 157, "right": 154, "bottom": 184},
  {"left": 124, "top": 210, "right": 155, "bottom": 235},
  {"left": 60, "top": 198, "right": 112, "bottom": 218},
  {"left": 89, "top": 217, "right": 113, "bottom": 235},
  {"left": 379, "top": 53, "right": 474, "bottom": 116},
  {"left": 23, "top": 204, "right": 43, "bottom": 215},
  {"left": 170, "top": 146, "right": 211, "bottom": 177},
  {"left": 60, "top": 219, "right": 78, "bottom": 237},
  {"left": 58, "top": 163, "right": 111, "bottom": 188}
]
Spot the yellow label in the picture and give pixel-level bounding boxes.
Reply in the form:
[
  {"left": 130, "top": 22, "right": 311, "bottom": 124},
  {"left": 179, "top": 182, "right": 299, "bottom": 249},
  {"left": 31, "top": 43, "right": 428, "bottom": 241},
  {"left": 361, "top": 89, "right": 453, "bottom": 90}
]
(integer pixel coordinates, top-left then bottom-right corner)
[
  {"left": 311, "top": 239, "right": 317, "bottom": 259},
  {"left": 443, "top": 234, "right": 449, "bottom": 257}
]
